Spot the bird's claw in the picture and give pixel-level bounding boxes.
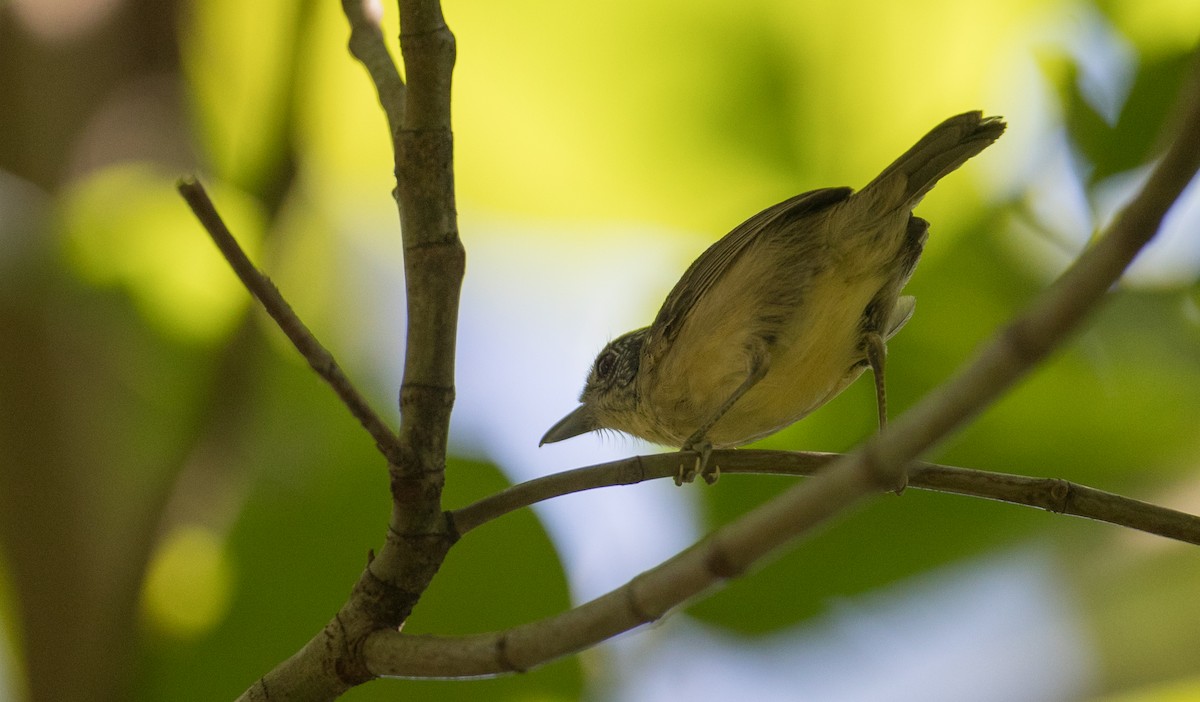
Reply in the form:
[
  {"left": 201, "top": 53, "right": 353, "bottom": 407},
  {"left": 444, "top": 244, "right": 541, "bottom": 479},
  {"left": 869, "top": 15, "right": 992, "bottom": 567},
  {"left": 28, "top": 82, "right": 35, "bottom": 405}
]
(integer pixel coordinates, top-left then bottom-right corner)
[{"left": 676, "top": 438, "right": 718, "bottom": 486}]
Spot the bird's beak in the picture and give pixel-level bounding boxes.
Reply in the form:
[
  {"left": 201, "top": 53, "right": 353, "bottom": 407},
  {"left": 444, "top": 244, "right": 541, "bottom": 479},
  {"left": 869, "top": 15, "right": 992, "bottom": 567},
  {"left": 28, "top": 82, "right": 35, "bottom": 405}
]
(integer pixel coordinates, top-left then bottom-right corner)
[{"left": 539, "top": 404, "right": 596, "bottom": 446}]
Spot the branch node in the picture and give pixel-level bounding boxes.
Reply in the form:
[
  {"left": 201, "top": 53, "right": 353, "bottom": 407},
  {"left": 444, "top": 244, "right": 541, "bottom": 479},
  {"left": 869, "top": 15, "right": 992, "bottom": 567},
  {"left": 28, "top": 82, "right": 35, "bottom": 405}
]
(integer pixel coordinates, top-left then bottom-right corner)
[
  {"left": 630, "top": 454, "right": 648, "bottom": 484},
  {"left": 443, "top": 509, "right": 462, "bottom": 540},
  {"left": 624, "top": 575, "right": 658, "bottom": 624},
  {"left": 399, "top": 24, "right": 451, "bottom": 40},
  {"left": 703, "top": 535, "right": 745, "bottom": 580},
  {"left": 399, "top": 382, "right": 455, "bottom": 408},
  {"left": 1046, "top": 478, "right": 1073, "bottom": 513},
  {"left": 385, "top": 524, "right": 454, "bottom": 545},
  {"left": 495, "top": 632, "right": 526, "bottom": 673}
]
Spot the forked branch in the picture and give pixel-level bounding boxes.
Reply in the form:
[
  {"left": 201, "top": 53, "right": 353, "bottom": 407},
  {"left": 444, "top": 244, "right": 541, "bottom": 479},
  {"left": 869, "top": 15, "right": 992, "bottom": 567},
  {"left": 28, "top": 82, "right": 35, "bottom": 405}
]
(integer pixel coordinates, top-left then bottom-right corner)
[
  {"left": 207, "top": 1, "right": 462, "bottom": 696},
  {"left": 177, "top": 178, "right": 404, "bottom": 466}
]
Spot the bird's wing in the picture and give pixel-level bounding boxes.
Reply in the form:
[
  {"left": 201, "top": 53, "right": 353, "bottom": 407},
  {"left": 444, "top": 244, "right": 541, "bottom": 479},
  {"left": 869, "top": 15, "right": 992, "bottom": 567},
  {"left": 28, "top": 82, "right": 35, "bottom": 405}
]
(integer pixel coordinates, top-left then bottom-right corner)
[
  {"left": 884, "top": 295, "right": 916, "bottom": 339},
  {"left": 641, "top": 186, "right": 852, "bottom": 370}
]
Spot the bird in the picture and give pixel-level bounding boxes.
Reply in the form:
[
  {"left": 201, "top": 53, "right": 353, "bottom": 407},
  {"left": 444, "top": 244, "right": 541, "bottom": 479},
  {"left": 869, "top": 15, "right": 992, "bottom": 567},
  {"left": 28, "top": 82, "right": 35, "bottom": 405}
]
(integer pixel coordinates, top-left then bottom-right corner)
[{"left": 541, "top": 111, "right": 1006, "bottom": 485}]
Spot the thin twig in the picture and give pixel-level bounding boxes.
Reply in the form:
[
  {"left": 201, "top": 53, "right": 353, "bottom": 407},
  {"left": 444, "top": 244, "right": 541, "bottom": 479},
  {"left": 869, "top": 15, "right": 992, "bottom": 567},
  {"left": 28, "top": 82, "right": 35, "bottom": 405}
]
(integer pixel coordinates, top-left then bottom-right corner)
[
  {"left": 449, "top": 450, "right": 1200, "bottom": 545},
  {"left": 362, "top": 49, "right": 1200, "bottom": 679},
  {"left": 342, "top": 0, "right": 406, "bottom": 139},
  {"left": 177, "top": 177, "right": 404, "bottom": 466}
]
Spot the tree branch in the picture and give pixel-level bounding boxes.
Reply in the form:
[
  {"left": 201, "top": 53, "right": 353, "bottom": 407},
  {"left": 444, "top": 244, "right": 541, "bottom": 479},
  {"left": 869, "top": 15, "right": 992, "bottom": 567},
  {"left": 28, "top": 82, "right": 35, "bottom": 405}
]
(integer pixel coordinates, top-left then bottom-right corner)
[
  {"left": 367, "top": 0, "right": 461, "bottom": 586},
  {"left": 230, "top": 1, "right": 462, "bottom": 698},
  {"left": 449, "top": 450, "right": 1200, "bottom": 545},
  {"left": 341, "top": 0, "right": 406, "bottom": 140},
  {"left": 177, "top": 177, "right": 404, "bottom": 466},
  {"left": 360, "top": 48, "right": 1200, "bottom": 679}
]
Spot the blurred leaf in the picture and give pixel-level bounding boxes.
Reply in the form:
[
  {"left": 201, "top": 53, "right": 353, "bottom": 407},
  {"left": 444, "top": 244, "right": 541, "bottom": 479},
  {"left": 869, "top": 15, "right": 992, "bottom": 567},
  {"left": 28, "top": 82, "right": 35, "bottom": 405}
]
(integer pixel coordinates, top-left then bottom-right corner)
[
  {"left": 132, "top": 342, "right": 579, "bottom": 699},
  {"left": 181, "top": 0, "right": 303, "bottom": 191},
  {"left": 132, "top": 341, "right": 394, "bottom": 700},
  {"left": 1061, "top": 51, "right": 1192, "bottom": 184},
  {"left": 1099, "top": 675, "right": 1200, "bottom": 702},
  {"left": 140, "top": 525, "right": 235, "bottom": 639},
  {"left": 409, "top": 458, "right": 573, "bottom": 635},
  {"left": 1101, "top": 0, "right": 1200, "bottom": 60},
  {"left": 449, "top": 0, "right": 1032, "bottom": 233},
  {"left": 1078, "top": 546, "right": 1200, "bottom": 694},
  {"left": 689, "top": 480, "right": 1045, "bottom": 634},
  {"left": 59, "top": 164, "right": 265, "bottom": 343}
]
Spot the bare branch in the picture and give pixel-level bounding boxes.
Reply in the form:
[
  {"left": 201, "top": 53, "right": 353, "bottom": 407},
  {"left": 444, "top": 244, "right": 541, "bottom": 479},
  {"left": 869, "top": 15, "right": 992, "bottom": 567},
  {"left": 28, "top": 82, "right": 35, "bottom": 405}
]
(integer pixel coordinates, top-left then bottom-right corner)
[
  {"left": 177, "top": 178, "right": 404, "bottom": 466},
  {"left": 363, "top": 49, "right": 1200, "bottom": 680},
  {"left": 912, "top": 461, "right": 1200, "bottom": 544},
  {"left": 341, "top": 0, "right": 406, "bottom": 139},
  {"left": 450, "top": 450, "right": 1200, "bottom": 545},
  {"left": 358, "top": 0, "right": 462, "bottom": 580},
  {"left": 231, "top": 2, "right": 462, "bottom": 699},
  {"left": 450, "top": 455, "right": 661, "bottom": 534}
]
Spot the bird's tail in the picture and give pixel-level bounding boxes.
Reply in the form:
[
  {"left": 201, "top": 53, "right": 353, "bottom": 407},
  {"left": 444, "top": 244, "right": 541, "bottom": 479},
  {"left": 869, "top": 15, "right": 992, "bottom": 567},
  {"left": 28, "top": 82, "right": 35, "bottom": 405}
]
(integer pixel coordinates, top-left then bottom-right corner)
[{"left": 861, "top": 111, "right": 1006, "bottom": 211}]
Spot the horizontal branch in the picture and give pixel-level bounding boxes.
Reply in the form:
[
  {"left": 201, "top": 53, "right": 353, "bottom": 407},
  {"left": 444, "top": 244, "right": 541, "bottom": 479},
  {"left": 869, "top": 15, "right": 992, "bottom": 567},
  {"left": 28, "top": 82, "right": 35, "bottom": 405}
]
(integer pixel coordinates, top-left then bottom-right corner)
[
  {"left": 177, "top": 178, "right": 404, "bottom": 466},
  {"left": 450, "top": 450, "right": 1200, "bottom": 545}
]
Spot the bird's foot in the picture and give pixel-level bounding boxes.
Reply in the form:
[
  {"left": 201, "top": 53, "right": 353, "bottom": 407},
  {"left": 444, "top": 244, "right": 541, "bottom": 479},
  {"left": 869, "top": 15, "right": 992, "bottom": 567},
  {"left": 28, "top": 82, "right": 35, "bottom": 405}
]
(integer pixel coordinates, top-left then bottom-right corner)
[{"left": 677, "top": 436, "right": 718, "bottom": 486}]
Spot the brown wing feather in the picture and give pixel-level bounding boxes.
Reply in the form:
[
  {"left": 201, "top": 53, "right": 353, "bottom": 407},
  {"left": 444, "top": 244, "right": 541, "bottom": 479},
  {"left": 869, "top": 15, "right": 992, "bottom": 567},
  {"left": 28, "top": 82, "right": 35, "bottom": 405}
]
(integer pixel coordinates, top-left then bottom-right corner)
[
  {"left": 640, "top": 186, "right": 852, "bottom": 371},
  {"left": 860, "top": 111, "right": 1006, "bottom": 211}
]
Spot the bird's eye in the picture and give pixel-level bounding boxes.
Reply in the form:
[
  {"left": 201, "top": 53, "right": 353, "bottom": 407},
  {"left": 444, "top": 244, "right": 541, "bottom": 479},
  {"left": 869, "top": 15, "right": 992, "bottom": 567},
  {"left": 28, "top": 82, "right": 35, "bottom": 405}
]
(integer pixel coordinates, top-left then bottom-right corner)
[{"left": 595, "top": 351, "right": 617, "bottom": 380}]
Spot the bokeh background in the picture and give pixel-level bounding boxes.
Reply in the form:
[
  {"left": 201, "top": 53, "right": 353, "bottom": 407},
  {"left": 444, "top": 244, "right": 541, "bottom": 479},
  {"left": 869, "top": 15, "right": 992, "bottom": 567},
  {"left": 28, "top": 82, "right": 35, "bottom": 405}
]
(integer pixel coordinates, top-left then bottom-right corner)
[{"left": 2, "top": 0, "right": 1200, "bottom": 700}]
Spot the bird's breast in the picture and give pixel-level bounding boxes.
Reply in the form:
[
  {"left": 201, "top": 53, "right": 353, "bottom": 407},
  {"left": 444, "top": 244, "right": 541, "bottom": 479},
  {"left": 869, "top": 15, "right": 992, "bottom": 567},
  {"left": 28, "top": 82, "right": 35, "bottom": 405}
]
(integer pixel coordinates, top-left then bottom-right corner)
[{"left": 642, "top": 265, "right": 887, "bottom": 448}]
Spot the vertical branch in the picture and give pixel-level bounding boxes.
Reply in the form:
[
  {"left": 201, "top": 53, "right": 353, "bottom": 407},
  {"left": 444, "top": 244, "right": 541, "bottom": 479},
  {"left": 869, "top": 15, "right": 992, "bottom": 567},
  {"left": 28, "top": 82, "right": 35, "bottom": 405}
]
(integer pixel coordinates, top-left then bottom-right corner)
[
  {"left": 234, "top": 3, "right": 463, "bottom": 699},
  {"left": 393, "top": 0, "right": 460, "bottom": 422},
  {"left": 370, "top": 0, "right": 463, "bottom": 582}
]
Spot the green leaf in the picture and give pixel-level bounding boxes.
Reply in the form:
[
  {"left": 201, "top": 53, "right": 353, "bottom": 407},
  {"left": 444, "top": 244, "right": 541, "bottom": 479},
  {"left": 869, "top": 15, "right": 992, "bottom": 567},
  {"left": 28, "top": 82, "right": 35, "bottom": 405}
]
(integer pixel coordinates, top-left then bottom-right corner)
[{"left": 1063, "top": 52, "right": 1192, "bottom": 184}]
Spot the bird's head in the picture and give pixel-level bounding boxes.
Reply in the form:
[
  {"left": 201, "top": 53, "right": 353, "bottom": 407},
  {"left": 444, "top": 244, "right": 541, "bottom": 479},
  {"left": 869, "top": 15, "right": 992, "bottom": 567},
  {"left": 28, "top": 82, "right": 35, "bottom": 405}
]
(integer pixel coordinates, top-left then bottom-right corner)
[{"left": 540, "top": 327, "right": 648, "bottom": 445}]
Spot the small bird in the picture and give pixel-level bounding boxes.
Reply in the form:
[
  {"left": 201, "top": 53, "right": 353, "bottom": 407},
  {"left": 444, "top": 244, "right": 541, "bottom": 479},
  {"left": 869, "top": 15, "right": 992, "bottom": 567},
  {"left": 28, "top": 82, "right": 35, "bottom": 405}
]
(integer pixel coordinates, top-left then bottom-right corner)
[{"left": 541, "top": 111, "right": 1005, "bottom": 484}]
